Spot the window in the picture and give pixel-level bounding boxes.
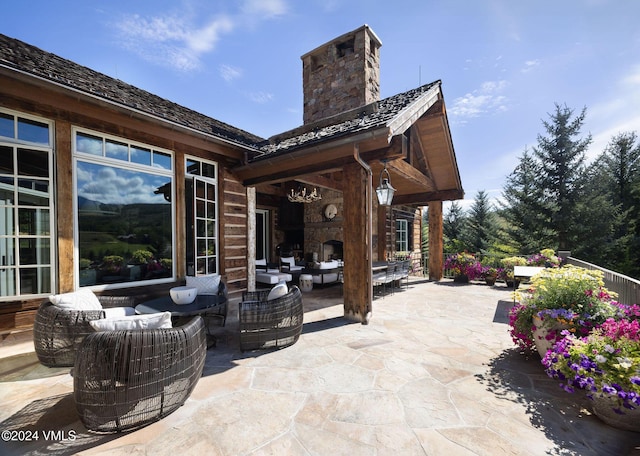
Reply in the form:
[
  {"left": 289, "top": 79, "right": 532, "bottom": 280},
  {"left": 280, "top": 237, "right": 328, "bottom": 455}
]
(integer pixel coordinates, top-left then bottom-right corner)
[
  {"left": 0, "top": 109, "right": 54, "bottom": 299},
  {"left": 74, "top": 129, "right": 174, "bottom": 287},
  {"left": 396, "top": 219, "right": 409, "bottom": 253},
  {"left": 185, "top": 157, "right": 218, "bottom": 276}
]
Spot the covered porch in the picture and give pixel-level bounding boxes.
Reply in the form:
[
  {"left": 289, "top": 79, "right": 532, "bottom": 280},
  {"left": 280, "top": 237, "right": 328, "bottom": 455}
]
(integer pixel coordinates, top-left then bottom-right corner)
[{"left": 0, "top": 279, "right": 636, "bottom": 455}]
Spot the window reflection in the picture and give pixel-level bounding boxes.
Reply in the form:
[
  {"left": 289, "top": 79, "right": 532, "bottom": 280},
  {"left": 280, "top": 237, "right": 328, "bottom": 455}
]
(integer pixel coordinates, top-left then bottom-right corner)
[{"left": 76, "top": 161, "right": 173, "bottom": 285}]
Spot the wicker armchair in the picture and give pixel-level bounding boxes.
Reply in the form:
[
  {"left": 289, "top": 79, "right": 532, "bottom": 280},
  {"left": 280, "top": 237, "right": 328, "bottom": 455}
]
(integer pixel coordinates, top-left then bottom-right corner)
[
  {"left": 33, "top": 295, "right": 137, "bottom": 367},
  {"left": 239, "top": 286, "right": 303, "bottom": 352},
  {"left": 73, "top": 316, "right": 206, "bottom": 433}
]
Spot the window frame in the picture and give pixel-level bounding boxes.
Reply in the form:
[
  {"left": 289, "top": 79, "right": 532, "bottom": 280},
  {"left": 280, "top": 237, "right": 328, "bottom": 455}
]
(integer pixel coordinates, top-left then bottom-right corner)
[
  {"left": 72, "top": 127, "right": 176, "bottom": 290},
  {"left": 0, "top": 108, "right": 55, "bottom": 301}
]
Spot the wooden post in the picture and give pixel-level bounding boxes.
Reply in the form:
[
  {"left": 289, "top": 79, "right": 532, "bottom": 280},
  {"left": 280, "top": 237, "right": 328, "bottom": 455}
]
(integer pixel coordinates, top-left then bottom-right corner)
[
  {"left": 343, "top": 162, "right": 372, "bottom": 323},
  {"left": 246, "top": 187, "right": 256, "bottom": 292},
  {"left": 428, "top": 201, "right": 443, "bottom": 281},
  {"left": 55, "top": 121, "right": 74, "bottom": 292}
]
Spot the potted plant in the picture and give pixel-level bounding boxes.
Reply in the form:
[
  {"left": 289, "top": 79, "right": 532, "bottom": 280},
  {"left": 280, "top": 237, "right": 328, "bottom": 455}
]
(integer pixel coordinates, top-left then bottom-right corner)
[
  {"left": 508, "top": 265, "right": 618, "bottom": 356},
  {"left": 444, "top": 252, "right": 483, "bottom": 283},
  {"left": 482, "top": 266, "right": 501, "bottom": 286},
  {"left": 500, "top": 256, "right": 527, "bottom": 287},
  {"left": 527, "top": 248, "right": 561, "bottom": 267},
  {"left": 542, "top": 306, "right": 640, "bottom": 432}
]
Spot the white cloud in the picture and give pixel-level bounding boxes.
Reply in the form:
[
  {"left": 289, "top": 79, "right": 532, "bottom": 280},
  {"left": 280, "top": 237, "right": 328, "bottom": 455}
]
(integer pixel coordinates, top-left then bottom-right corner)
[
  {"left": 113, "top": 1, "right": 288, "bottom": 72},
  {"left": 219, "top": 64, "right": 243, "bottom": 82},
  {"left": 449, "top": 80, "right": 509, "bottom": 119},
  {"left": 242, "top": 0, "right": 287, "bottom": 18},
  {"left": 246, "top": 91, "right": 274, "bottom": 103},
  {"left": 521, "top": 59, "right": 541, "bottom": 73},
  {"left": 115, "top": 14, "right": 233, "bottom": 71}
]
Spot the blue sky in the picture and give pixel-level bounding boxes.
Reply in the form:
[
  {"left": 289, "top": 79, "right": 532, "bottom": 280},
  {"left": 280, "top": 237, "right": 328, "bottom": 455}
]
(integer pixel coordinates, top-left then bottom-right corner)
[{"left": 2, "top": 0, "right": 639, "bottom": 210}]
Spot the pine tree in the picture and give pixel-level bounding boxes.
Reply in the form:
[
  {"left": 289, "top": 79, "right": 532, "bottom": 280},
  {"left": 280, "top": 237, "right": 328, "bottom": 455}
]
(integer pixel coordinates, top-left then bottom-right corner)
[
  {"left": 532, "top": 104, "right": 591, "bottom": 250},
  {"left": 443, "top": 201, "right": 466, "bottom": 252},
  {"left": 462, "top": 190, "right": 495, "bottom": 253},
  {"left": 499, "top": 149, "right": 554, "bottom": 253}
]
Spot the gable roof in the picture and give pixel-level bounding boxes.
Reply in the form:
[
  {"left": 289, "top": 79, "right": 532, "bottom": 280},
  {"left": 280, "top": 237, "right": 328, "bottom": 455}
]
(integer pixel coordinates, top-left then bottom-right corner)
[
  {"left": 253, "top": 81, "right": 441, "bottom": 161},
  {"left": 0, "top": 33, "right": 265, "bottom": 149}
]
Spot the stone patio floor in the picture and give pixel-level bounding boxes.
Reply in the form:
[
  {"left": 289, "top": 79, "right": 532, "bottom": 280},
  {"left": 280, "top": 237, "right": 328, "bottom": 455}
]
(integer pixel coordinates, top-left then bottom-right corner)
[{"left": 0, "top": 278, "right": 639, "bottom": 455}]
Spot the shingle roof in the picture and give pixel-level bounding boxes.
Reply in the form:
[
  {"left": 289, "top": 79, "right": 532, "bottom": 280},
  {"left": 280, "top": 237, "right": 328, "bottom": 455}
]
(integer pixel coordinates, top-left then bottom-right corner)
[
  {"left": 0, "top": 34, "right": 441, "bottom": 163},
  {"left": 252, "top": 80, "right": 440, "bottom": 161},
  {"left": 0, "top": 34, "right": 265, "bottom": 149}
]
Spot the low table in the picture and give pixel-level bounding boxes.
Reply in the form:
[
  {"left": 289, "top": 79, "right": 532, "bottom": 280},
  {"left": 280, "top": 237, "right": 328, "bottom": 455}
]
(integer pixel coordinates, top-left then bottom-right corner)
[{"left": 136, "top": 294, "right": 227, "bottom": 347}]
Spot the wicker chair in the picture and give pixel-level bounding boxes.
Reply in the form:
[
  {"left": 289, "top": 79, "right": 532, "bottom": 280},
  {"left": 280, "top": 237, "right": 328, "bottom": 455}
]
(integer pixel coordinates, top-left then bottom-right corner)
[
  {"left": 239, "top": 285, "right": 303, "bottom": 352},
  {"left": 33, "top": 295, "right": 137, "bottom": 367},
  {"left": 73, "top": 316, "right": 206, "bottom": 433}
]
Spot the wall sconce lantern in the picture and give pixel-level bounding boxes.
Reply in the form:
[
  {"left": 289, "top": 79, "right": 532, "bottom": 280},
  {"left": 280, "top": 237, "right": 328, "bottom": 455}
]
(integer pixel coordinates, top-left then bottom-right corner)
[{"left": 375, "top": 162, "right": 395, "bottom": 206}]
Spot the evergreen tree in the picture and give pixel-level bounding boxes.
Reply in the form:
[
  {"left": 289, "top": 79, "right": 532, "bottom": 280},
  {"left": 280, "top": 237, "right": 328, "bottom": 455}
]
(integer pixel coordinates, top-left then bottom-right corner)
[
  {"left": 532, "top": 104, "right": 592, "bottom": 250},
  {"left": 443, "top": 201, "right": 466, "bottom": 252},
  {"left": 462, "top": 190, "right": 495, "bottom": 253},
  {"left": 499, "top": 149, "right": 554, "bottom": 253}
]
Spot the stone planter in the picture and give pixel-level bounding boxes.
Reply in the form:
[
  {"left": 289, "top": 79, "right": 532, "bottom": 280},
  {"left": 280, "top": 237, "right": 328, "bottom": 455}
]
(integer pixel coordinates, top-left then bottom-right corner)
[
  {"left": 591, "top": 395, "right": 640, "bottom": 433},
  {"left": 532, "top": 315, "right": 567, "bottom": 358}
]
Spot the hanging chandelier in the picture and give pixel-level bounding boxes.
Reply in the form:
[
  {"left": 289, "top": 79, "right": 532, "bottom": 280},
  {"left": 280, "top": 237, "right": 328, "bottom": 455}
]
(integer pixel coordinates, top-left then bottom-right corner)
[{"left": 288, "top": 186, "right": 322, "bottom": 203}]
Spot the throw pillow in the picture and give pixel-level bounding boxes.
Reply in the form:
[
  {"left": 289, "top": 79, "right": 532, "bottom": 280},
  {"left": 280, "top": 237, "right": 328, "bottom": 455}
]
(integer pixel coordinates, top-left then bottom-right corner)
[
  {"left": 89, "top": 312, "right": 172, "bottom": 332},
  {"left": 102, "top": 307, "right": 137, "bottom": 318},
  {"left": 186, "top": 274, "right": 221, "bottom": 295},
  {"left": 49, "top": 289, "right": 102, "bottom": 310},
  {"left": 267, "top": 280, "right": 288, "bottom": 301}
]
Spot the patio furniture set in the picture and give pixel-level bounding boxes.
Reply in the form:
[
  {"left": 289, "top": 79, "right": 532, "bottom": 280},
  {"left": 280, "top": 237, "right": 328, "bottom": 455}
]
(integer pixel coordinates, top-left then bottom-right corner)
[
  {"left": 32, "top": 274, "right": 303, "bottom": 434},
  {"left": 256, "top": 256, "right": 342, "bottom": 288},
  {"left": 373, "top": 260, "right": 411, "bottom": 296}
]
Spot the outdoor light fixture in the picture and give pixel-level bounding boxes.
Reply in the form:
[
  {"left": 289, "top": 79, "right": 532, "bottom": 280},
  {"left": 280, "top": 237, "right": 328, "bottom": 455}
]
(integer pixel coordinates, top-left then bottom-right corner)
[
  {"left": 375, "top": 162, "right": 396, "bottom": 206},
  {"left": 288, "top": 185, "right": 322, "bottom": 203}
]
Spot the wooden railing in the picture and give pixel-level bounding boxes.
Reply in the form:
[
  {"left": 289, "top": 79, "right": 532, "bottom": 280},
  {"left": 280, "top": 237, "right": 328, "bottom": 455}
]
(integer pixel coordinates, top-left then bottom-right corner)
[{"left": 566, "top": 257, "right": 640, "bottom": 305}]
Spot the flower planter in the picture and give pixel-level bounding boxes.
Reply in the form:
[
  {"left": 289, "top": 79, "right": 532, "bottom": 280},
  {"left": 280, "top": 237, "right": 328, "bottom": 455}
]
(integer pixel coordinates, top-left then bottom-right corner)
[
  {"left": 453, "top": 274, "right": 469, "bottom": 283},
  {"left": 485, "top": 276, "right": 497, "bottom": 286},
  {"left": 532, "top": 315, "right": 567, "bottom": 358},
  {"left": 591, "top": 395, "right": 640, "bottom": 433}
]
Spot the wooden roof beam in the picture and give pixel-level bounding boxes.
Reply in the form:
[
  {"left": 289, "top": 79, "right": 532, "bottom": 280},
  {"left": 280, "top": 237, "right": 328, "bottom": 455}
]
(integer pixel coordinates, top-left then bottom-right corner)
[
  {"left": 392, "top": 188, "right": 464, "bottom": 205},
  {"left": 386, "top": 158, "right": 436, "bottom": 192}
]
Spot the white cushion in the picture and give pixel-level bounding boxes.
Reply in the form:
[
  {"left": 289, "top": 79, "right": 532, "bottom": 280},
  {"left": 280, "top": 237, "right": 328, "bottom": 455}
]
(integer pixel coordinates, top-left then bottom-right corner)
[
  {"left": 256, "top": 258, "right": 267, "bottom": 266},
  {"left": 267, "top": 280, "right": 288, "bottom": 300},
  {"left": 49, "top": 289, "right": 102, "bottom": 311},
  {"left": 102, "top": 307, "right": 137, "bottom": 318},
  {"left": 90, "top": 312, "right": 172, "bottom": 332},
  {"left": 319, "top": 260, "right": 338, "bottom": 270},
  {"left": 186, "top": 274, "right": 220, "bottom": 295},
  {"left": 281, "top": 257, "right": 304, "bottom": 271}
]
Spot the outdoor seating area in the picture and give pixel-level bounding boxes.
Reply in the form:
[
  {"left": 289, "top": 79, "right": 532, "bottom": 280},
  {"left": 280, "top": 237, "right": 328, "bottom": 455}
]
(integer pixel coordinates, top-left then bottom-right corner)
[
  {"left": 372, "top": 260, "right": 410, "bottom": 296},
  {"left": 1, "top": 278, "right": 638, "bottom": 455}
]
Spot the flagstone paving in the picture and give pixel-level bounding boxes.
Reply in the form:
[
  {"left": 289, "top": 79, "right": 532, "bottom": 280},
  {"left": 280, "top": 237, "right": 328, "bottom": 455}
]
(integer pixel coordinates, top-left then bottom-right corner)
[{"left": 0, "top": 279, "right": 638, "bottom": 455}]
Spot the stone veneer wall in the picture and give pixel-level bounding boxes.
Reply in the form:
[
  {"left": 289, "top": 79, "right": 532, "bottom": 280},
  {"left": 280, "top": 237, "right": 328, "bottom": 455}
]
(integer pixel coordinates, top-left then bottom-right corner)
[{"left": 302, "top": 26, "right": 381, "bottom": 124}]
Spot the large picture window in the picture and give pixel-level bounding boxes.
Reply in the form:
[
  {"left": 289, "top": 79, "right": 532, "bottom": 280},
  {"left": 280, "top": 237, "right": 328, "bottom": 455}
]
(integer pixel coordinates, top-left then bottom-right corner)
[
  {"left": 74, "top": 129, "right": 174, "bottom": 287},
  {"left": 0, "top": 109, "right": 54, "bottom": 299}
]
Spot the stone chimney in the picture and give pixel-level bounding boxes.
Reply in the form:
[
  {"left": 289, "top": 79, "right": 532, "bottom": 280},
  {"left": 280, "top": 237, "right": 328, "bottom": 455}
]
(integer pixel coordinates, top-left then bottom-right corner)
[{"left": 301, "top": 25, "right": 382, "bottom": 125}]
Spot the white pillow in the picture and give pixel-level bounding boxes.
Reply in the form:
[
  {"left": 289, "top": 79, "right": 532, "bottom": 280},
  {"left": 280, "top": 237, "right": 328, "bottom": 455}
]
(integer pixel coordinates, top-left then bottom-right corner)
[
  {"left": 102, "top": 307, "right": 137, "bottom": 318},
  {"left": 281, "top": 257, "right": 296, "bottom": 267},
  {"left": 186, "top": 274, "right": 220, "bottom": 295},
  {"left": 89, "top": 312, "right": 172, "bottom": 332},
  {"left": 267, "top": 280, "right": 288, "bottom": 301},
  {"left": 256, "top": 258, "right": 267, "bottom": 266},
  {"left": 49, "top": 289, "right": 102, "bottom": 311}
]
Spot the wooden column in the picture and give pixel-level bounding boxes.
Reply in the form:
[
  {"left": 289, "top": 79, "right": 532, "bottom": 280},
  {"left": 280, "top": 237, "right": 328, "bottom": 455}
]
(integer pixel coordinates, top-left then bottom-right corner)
[
  {"left": 428, "top": 201, "right": 443, "bottom": 281},
  {"left": 246, "top": 187, "right": 256, "bottom": 292},
  {"left": 55, "top": 121, "right": 74, "bottom": 292},
  {"left": 376, "top": 203, "right": 387, "bottom": 261},
  {"left": 342, "top": 161, "right": 372, "bottom": 323}
]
